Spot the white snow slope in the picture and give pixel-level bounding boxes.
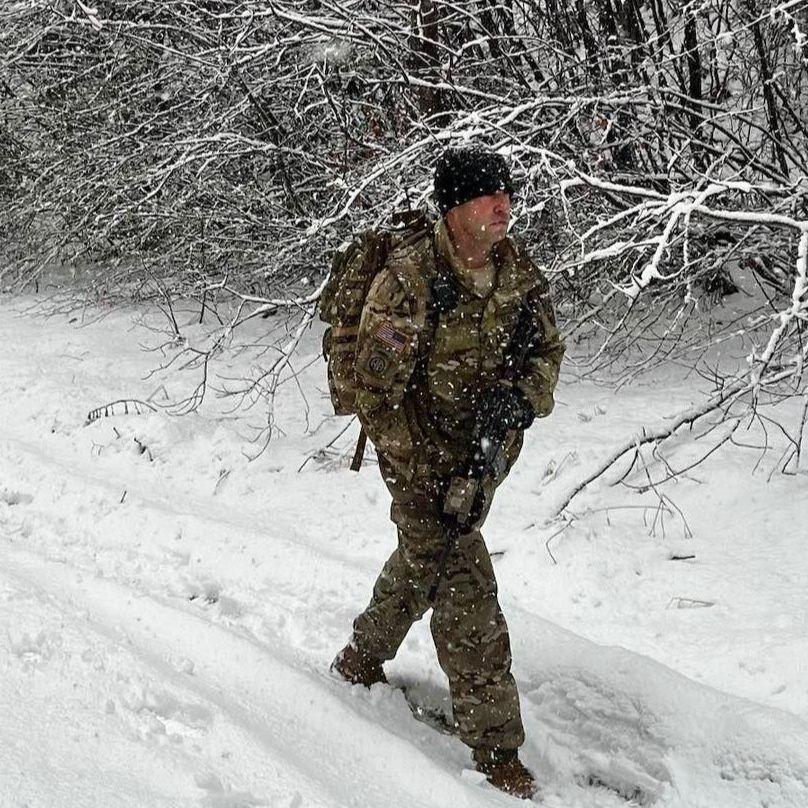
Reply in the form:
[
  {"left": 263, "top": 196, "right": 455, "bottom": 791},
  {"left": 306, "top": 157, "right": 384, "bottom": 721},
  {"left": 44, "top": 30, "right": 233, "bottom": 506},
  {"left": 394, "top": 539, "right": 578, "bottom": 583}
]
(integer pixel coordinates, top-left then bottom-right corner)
[{"left": 1, "top": 297, "right": 807, "bottom": 808}]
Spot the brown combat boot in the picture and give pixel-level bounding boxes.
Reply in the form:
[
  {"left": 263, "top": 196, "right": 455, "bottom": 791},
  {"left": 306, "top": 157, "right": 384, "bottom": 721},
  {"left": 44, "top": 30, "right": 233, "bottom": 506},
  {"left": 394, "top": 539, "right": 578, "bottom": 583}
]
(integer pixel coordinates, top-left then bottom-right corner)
[
  {"left": 330, "top": 641, "right": 387, "bottom": 687},
  {"left": 472, "top": 748, "right": 537, "bottom": 800}
]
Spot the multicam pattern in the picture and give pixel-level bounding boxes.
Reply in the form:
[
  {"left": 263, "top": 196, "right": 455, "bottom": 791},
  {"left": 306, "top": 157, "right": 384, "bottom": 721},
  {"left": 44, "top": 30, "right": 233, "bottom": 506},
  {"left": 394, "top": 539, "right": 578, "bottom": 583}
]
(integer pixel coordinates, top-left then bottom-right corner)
[{"left": 351, "top": 219, "right": 565, "bottom": 752}]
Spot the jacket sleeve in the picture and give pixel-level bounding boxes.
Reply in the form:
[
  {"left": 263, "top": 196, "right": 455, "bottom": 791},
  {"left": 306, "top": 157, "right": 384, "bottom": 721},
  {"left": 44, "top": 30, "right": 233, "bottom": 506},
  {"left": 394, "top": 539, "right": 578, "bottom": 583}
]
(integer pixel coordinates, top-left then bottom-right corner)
[
  {"left": 354, "top": 267, "right": 424, "bottom": 475},
  {"left": 516, "top": 273, "right": 565, "bottom": 418}
]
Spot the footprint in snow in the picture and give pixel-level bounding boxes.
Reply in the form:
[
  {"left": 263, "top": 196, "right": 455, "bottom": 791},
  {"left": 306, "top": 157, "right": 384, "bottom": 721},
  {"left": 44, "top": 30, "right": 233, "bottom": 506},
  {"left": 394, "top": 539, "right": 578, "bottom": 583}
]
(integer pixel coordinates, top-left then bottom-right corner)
[
  {"left": 525, "top": 673, "right": 671, "bottom": 804},
  {"left": 0, "top": 489, "right": 33, "bottom": 506},
  {"left": 120, "top": 684, "right": 213, "bottom": 742},
  {"left": 715, "top": 748, "right": 808, "bottom": 790},
  {"left": 9, "top": 630, "right": 63, "bottom": 670},
  {"left": 195, "top": 773, "right": 269, "bottom": 807}
]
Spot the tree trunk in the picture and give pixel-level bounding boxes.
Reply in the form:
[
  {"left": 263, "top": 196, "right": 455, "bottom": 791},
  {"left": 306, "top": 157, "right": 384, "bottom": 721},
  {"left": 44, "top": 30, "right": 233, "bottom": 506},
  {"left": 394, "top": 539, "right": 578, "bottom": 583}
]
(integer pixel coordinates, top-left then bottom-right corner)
[
  {"left": 409, "top": 0, "right": 445, "bottom": 116},
  {"left": 747, "top": 2, "right": 790, "bottom": 177},
  {"left": 683, "top": 12, "right": 705, "bottom": 170}
]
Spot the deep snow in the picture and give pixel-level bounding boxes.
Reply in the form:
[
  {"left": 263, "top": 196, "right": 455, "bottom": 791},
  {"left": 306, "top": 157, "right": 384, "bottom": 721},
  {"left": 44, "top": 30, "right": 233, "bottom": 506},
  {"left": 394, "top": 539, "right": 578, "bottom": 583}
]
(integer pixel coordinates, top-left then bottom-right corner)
[{"left": 1, "top": 296, "right": 806, "bottom": 808}]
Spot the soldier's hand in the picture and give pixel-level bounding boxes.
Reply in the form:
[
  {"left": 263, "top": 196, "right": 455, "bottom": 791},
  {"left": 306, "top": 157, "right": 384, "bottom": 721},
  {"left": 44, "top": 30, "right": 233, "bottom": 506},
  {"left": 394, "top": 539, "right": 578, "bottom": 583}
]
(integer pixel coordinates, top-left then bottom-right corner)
[{"left": 477, "top": 385, "right": 535, "bottom": 433}]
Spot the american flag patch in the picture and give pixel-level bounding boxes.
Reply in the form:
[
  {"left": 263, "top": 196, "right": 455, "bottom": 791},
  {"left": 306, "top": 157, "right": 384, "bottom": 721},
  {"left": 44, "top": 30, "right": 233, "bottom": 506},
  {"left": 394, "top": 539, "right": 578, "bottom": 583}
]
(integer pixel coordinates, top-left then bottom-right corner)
[{"left": 374, "top": 322, "right": 408, "bottom": 353}]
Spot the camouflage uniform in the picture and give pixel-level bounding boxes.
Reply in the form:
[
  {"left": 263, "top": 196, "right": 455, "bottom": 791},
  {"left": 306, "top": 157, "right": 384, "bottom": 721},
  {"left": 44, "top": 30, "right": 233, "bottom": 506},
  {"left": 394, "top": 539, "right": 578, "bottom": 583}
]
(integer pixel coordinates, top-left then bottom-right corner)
[{"left": 350, "top": 219, "right": 565, "bottom": 753}]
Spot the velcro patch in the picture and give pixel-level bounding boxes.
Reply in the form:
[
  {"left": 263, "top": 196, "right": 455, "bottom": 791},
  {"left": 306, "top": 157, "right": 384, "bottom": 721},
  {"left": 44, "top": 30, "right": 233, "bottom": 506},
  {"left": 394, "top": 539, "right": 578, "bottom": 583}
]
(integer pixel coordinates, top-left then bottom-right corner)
[
  {"left": 374, "top": 322, "right": 408, "bottom": 353},
  {"left": 367, "top": 353, "right": 389, "bottom": 377}
]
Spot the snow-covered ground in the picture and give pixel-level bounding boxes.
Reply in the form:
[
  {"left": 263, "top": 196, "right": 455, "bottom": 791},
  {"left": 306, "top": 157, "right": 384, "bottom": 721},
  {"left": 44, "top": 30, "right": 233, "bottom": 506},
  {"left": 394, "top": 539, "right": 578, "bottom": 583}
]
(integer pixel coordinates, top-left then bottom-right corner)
[{"left": 1, "top": 295, "right": 806, "bottom": 808}]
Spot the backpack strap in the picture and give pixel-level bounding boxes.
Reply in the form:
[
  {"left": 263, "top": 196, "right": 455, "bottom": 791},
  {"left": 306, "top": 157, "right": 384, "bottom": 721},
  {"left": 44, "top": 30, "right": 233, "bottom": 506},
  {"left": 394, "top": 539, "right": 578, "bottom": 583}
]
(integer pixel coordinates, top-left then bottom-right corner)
[
  {"left": 349, "top": 227, "right": 451, "bottom": 473},
  {"left": 350, "top": 427, "right": 368, "bottom": 472},
  {"left": 416, "top": 230, "right": 460, "bottom": 364}
]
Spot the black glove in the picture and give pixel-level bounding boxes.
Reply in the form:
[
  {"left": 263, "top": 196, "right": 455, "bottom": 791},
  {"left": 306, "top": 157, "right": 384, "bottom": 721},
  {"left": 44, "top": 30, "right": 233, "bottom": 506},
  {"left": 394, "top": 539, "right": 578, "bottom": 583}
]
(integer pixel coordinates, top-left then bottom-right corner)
[
  {"left": 465, "top": 386, "right": 534, "bottom": 482},
  {"left": 477, "top": 385, "right": 535, "bottom": 433}
]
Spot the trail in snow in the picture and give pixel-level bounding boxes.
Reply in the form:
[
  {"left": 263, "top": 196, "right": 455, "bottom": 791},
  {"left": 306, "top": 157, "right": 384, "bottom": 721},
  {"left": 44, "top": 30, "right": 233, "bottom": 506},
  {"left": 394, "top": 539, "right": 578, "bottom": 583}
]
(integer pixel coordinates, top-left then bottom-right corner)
[
  {"left": 1, "top": 297, "right": 807, "bottom": 808},
  {"left": 1, "top": 542, "right": 472, "bottom": 808}
]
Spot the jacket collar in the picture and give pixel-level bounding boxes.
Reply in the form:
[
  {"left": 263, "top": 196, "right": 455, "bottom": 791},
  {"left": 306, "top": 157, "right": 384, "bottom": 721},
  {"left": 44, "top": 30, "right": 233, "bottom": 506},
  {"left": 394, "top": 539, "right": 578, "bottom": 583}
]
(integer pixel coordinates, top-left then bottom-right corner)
[{"left": 433, "top": 219, "right": 503, "bottom": 299}]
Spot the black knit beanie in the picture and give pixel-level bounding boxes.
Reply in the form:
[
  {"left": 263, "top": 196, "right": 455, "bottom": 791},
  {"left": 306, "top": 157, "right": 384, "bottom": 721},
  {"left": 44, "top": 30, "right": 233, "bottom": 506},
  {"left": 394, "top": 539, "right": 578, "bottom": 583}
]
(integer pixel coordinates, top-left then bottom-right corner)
[{"left": 433, "top": 146, "right": 515, "bottom": 216}]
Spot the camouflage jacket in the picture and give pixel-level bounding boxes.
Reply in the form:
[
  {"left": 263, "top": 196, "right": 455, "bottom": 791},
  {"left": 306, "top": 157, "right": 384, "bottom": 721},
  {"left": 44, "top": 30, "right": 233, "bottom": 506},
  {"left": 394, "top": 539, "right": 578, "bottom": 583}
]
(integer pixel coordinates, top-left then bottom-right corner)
[{"left": 354, "top": 219, "right": 565, "bottom": 481}]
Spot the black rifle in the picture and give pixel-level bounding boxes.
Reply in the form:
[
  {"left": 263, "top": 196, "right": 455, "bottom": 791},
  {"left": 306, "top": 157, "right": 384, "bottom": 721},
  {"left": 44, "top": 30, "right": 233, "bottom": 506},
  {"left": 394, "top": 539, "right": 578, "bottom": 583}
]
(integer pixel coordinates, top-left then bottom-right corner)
[{"left": 427, "top": 304, "right": 540, "bottom": 601}]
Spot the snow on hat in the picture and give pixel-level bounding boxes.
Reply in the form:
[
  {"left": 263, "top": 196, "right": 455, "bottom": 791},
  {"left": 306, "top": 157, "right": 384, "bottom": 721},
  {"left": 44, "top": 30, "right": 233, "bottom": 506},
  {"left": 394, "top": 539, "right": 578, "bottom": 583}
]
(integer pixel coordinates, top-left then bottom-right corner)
[{"left": 433, "top": 146, "right": 515, "bottom": 216}]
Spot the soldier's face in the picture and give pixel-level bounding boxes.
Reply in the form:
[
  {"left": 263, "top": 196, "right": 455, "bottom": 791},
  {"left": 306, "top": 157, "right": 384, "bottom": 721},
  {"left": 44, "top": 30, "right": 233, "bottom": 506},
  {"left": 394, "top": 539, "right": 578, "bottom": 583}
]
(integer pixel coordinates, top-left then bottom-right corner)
[{"left": 448, "top": 190, "right": 511, "bottom": 247}]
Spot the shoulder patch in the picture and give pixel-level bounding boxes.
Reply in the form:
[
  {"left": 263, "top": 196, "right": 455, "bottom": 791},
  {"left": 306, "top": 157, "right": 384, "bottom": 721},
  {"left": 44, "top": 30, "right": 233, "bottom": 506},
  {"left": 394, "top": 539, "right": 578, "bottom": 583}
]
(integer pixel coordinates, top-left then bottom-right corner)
[
  {"left": 374, "top": 321, "right": 409, "bottom": 353},
  {"left": 367, "top": 352, "right": 389, "bottom": 376}
]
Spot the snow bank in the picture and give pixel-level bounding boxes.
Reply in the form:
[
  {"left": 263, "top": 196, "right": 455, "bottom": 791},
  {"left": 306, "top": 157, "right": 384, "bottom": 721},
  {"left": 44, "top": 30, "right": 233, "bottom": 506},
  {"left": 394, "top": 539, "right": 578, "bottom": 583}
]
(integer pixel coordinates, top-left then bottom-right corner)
[{"left": 1, "top": 297, "right": 806, "bottom": 807}]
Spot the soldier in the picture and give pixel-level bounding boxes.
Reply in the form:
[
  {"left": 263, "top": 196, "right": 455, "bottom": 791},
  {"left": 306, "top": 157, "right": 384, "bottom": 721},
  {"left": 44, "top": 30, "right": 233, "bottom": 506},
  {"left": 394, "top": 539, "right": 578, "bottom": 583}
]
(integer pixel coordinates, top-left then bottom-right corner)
[{"left": 331, "top": 146, "right": 565, "bottom": 799}]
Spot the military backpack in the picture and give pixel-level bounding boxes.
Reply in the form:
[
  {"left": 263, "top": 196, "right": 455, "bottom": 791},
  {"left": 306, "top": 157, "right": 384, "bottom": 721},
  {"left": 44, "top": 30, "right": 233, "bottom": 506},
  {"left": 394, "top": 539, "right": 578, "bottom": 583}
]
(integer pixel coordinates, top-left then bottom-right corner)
[{"left": 318, "top": 210, "right": 433, "bottom": 418}]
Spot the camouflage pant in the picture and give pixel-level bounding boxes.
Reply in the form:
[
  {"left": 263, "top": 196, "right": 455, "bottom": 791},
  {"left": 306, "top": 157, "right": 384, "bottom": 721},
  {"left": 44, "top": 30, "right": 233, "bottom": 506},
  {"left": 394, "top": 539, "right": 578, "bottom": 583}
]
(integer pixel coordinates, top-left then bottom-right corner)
[{"left": 352, "top": 454, "right": 525, "bottom": 752}]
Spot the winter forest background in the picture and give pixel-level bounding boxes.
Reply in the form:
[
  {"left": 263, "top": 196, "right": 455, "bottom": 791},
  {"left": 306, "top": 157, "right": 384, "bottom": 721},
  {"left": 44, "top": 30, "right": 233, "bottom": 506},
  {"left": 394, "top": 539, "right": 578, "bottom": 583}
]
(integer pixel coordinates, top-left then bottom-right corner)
[{"left": 2, "top": 0, "right": 807, "bottom": 460}]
